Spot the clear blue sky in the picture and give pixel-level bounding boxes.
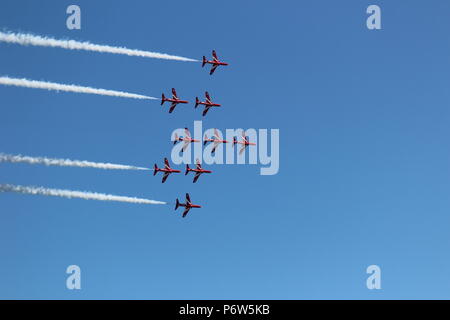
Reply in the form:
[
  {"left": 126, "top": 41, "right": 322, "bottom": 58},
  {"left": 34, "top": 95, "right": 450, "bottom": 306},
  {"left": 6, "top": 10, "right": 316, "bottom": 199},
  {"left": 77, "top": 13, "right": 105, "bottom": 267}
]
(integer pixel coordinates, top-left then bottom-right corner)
[{"left": 1, "top": 0, "right": 450, "bottom": 299}]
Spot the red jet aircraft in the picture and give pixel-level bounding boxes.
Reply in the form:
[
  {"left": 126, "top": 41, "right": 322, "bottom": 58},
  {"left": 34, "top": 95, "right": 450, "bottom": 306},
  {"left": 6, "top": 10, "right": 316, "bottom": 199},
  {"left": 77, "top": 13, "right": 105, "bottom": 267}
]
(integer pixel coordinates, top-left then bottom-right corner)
[
  {"left": 195, "top": 91, "right": 221, "bottom": 116},
  {"left": 204, "top": 128, "right": 229, "bottom": 153},
  {"left": 185, "top": 159, "right": 212, "bottom": 183},
  {"left": 153, "top": 157, "right": 181, "bottom": 183},
  {"left": 232, "top": 131, "right": 257, "bottom": 155},
  {"left": 173, "top": 128, "right": 200, "bottom": 152},
  {"left": 202, "top": 50, "right": 228, "bottom": 75},
  {"left": 175, "top": 193, "right": 202, "bottom": 218},
  {"left": 161, "top": 88, "right": 189, "bottom": 113}
]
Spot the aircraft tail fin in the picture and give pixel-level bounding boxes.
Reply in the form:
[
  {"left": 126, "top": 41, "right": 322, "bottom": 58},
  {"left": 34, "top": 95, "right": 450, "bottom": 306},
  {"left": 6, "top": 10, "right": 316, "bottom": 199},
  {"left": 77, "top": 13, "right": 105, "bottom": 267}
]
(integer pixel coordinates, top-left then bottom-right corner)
[
  {"left": 232, "top": 137, "right": 237, "bottom": 146},
  {"left": 203, "top": 134, "right": 208, "bottom": 145},
  {"left": 202, "top": 56, "right": 207, "bottom": 67},
  {"left": 195, "top": 97, "right": 200, "bottom": 108},
  {"left": 185, "top": 164, "right": 190, "bottom": 175},
  {"left": 175, "top": 198, "right": 180, "bottom": 210},
  {"left": 153, "top": 164, "right": 158, "bottom": 175},
  {"left": 174, "top": 133, "right": 178, "bottom": 145},
  {"left": 161, "top": 93, "right": 165, "bottom": 105}
]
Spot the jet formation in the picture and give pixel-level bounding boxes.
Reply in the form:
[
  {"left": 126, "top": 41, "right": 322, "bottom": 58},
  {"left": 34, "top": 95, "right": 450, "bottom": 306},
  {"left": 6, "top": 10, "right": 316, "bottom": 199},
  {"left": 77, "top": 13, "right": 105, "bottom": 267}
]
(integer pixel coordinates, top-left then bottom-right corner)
[
  {"left": 154, "top": 129, "right": 257, "bottom": 217},
  {"left": 161, "top": 87, "right": 222, "bottom": 116},
  {"left": 160, "top": 51, "right": 228, "bottom": 116},
  {"left": 157, "top": 51, "right": 237, "bottom": 217}
]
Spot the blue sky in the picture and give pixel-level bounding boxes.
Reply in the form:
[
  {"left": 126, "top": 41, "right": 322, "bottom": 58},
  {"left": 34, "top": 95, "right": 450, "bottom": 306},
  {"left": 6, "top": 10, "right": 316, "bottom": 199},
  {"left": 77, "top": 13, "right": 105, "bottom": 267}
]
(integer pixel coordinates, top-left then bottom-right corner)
[{"left": 0, "top": 0, "right": 450, "bottom": 299}]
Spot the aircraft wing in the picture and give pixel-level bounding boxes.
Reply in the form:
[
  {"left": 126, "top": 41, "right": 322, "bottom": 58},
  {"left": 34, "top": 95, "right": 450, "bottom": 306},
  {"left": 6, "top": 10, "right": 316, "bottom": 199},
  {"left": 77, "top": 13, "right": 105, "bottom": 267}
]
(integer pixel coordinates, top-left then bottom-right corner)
[
  {"left": 169, "top": 102, "right": 177, "bottom": 113},
  {"left": 209, "top": 65, "right": 218, "bottom": 75},
  {"left": 172, "top": 88, "right": 178, "bottom": 99},
  {"left": 205, "top": 91, "right": 211, "bottom": 102},
  {"left": 184, "top": 128, "right": 191, "bottom": 138},
  {"left": 239, "top": 145, "right": 246, "bottom": 155},
  {"left": 211, "top": 141, "right": 220, "bottom": 153},
  {"left": 162, "top": 172, "right": 169, "bottom": 183},
  {"left": 202, "top": 106, "right": 211, "bottom": 116},
  {"left": 182, "top": 141, "right": 190, "bottom": 152},
  {"left": 212, "top": 50, "right": 218, "bottom": 61},
  {"left": 164, "top": 158, "right": 170, "bottom": 169},
  {"left": 196, "top": 159, "right": 201, "bottom": 169},
  {"left": 193, "top": 173, "right": 201, "bottom": 183},
  {"left": 185, "top": 193, "right": 191, "bottom": 204},
  {"left": 182, "top": 207, "right": 191, "bottom": 218},
  {"left": 214, "top": 128, "right": 220, "bottom": 139}
]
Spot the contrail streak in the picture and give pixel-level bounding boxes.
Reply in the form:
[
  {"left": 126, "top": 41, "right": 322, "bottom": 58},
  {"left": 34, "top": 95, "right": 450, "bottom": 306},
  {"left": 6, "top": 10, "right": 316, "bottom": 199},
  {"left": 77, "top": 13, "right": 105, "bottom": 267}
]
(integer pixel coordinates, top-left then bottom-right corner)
[
  {"left": 0, "top": 31, "right": 198, "bottom": 62},
  {"left": 0, "top": 184, "right": 166, "bottom": 205},
  {"left": 0, "top": 76, "right": 157, "bottom": 100},
  {"left": 0, "top": 153, "right": 150, "bottom": 171}
]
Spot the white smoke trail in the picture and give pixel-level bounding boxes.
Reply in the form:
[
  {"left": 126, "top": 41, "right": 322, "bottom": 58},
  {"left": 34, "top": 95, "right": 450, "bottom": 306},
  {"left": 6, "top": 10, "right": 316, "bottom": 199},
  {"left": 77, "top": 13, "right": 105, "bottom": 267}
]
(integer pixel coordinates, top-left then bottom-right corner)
[
  {"left": 0, "top": 153, "right": 150, "bottom": 171},
  {"left": 0, "top": 31, "right": 198, "bottom": 62},
  {"left": 0, "top": 183, "right": 166, "bottom": 205},
  {"left": 0, "top": 76, "right": 157, "bottom": 100}
]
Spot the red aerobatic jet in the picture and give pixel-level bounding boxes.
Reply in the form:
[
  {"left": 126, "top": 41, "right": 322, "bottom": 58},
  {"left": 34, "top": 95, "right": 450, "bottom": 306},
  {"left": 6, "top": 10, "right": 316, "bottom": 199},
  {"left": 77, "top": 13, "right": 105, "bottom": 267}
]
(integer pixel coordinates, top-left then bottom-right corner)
[
  {"left": 161, "top": 88, "right": 189, "bottom": 113},
  {"left": 153, "top": 157, "right": 181, "bottom": 183},
  {"left": 232, "top": 131, "right": 257, "bottom": 155},
  {"left": 185, "top": 159, "right": 212, "bottom": 183},
  {"left": 175, "top": 193, "right": 202, "bottom": 218},
  {"left": 202, "top": 50, "right": 229, "bottom": 75},
  {"left": 195, "top": 91, "right": 221, "bottom": 116},
  {"left": 204, "top": 128, "right": 229, "bottom": 153},
  {"left": 173, "top": 128, "right": 200, "bottom": 152}
]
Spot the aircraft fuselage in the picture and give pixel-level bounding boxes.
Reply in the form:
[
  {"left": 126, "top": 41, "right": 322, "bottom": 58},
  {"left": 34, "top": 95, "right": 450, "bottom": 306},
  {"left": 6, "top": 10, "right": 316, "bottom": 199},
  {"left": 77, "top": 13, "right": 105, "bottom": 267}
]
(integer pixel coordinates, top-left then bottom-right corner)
[
  {"left": 179, "top": 203, "right": 202, "bottom": 209},
  {"left": 157, "top": 168, "right": 181, "bottom": 174},
  {"left": 206, "top": 60, "right": 228, "bottom": 66},
  {"left": 164, "top": 98, "right": 189, "bottom": 104}
]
